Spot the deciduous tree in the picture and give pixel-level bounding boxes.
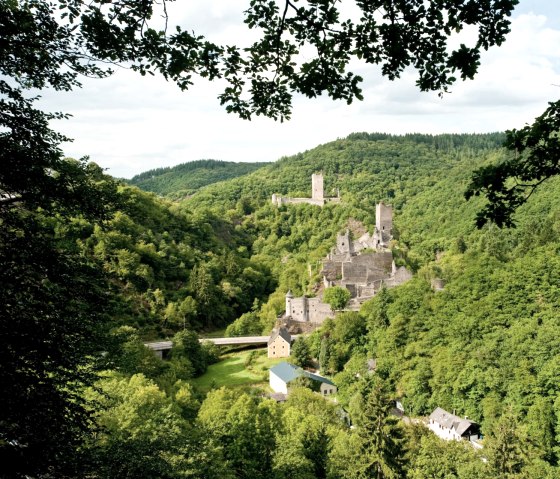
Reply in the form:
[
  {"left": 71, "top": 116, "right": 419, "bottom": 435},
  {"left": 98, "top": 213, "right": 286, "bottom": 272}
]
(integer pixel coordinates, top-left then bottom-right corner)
[
  {"left": 323, "top": 286, "right": 351, "bottom": 311},
  {"left": 467, "top": 101, "right": 560, "bottom": 227},
  {"left": 291, "top": 337, "right": 312, "bottom": 368}
]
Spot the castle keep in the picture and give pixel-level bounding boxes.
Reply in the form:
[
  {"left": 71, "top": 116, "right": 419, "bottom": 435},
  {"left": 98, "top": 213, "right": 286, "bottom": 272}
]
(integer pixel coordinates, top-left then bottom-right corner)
[
  {"left": 284, "top": 202, "right": 412, "bottom": 325},
  {"left": 272, "top": 173, "right": 341, "bottom": 207}
]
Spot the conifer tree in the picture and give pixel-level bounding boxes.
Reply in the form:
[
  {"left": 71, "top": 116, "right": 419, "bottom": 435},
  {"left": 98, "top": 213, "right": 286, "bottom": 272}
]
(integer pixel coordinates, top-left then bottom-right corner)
[{"left": 352, "top": 379, "right": 407, "bottom": 479}]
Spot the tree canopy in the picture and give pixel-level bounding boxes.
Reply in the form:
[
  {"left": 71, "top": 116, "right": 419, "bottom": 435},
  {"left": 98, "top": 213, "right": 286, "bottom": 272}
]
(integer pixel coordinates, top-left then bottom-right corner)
[
  {"left": 1, "top": 0, "right": 518, "bottom": 119},
  {"left": 323, "top": 286, "right": 352, "bottom": 311},
  {"left": 466, "top": 100, "right": 560, "bottom": 227},
  {"left": 3, "top": 2, "right": 560, "bottom": 476}
]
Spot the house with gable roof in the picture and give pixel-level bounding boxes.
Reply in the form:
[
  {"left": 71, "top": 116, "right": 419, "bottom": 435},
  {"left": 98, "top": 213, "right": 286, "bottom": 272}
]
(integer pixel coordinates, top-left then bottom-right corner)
[
  {"left": 428, "top": 407, "right": 481, "bottom": 444},
  {"left": 269, "top": 361, "right": 337, "bottom": 396},
  {"left": 267, "top": 327, "right": 292, "bottom": 358}
]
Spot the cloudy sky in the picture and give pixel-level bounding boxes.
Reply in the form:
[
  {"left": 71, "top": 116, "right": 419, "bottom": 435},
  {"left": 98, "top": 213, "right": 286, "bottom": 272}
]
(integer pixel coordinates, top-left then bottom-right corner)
[{"left": 39, "top": 0, "right": 560, "bottom": 179}]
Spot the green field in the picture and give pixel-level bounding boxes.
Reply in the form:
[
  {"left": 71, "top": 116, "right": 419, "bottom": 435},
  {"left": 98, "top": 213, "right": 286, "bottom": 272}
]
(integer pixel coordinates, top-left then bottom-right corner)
[{"left": 191, "top": 349, "right": 286, "bottom": 391}]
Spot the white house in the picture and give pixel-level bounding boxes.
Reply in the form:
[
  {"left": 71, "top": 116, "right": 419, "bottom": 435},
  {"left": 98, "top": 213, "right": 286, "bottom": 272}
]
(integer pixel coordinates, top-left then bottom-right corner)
[
  {"left": 428, "top": 407, "right": 481, "bottom": 443},
  {"left": 269, "top": 362, "right": 337, "bottom": 396}
]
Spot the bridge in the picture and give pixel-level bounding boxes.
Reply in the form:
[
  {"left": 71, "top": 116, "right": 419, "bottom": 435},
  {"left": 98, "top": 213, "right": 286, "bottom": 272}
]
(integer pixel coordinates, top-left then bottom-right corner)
[{"left": 145, "top": 335, "right": 298, "bottom": 358}]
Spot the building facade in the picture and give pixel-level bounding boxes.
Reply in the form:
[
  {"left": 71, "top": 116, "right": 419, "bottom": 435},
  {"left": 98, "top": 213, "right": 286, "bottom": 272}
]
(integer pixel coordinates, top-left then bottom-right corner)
[{"left": 267, "top": 327, "right": 292, "bottom": 358}]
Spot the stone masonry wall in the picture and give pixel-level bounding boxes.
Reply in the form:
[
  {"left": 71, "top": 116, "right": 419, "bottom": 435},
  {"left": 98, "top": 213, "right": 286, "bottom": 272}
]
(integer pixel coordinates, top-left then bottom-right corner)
[
  {"left": 322, "top": 260, "right": 342, "bottom": 281},
  {"left": 289, "top": 297, "right": 308, "bottom": 322},
  {"left": 307, "top": 297, "right": 333, "bottom": 324}
]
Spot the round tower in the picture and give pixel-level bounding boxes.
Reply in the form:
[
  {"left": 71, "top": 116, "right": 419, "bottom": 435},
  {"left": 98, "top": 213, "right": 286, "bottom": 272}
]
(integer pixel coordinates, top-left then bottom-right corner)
[{"left": 285, "top": 290, "right": 293, "bottom": 317}]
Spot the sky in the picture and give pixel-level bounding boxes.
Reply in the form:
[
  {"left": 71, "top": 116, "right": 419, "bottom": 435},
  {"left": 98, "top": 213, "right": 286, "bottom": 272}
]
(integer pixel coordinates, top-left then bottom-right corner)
[{"left": 38, "top": 1, "right": 560, "bottom": 179}]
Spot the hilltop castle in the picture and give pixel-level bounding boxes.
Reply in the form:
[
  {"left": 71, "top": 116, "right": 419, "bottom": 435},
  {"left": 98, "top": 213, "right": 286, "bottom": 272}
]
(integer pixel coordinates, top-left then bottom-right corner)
[
  {"left": 272, "top": 173, "right": 341, "bottom": 207},
  {"left": 284, "top": 202, "right": 412, "bottom": 325}
]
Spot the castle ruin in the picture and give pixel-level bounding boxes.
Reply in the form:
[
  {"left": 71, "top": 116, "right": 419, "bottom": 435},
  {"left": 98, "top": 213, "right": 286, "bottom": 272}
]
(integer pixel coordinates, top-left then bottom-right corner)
[
  {"left": 284, "top": 202, "right": 412, "bottom": 325},
  {"left": 272, "top": 173, "right": 341, "bottom": 207}
]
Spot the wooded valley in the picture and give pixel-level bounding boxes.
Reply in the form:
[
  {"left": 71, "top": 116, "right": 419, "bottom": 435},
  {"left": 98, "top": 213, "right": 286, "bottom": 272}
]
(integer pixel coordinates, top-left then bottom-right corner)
[{"left": 4, "top": 132, "right": 560, "bottom": 478}]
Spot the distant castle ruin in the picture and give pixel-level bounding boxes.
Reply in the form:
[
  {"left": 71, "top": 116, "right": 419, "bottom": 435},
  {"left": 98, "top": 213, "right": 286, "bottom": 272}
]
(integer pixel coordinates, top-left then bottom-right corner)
[
  {"left": 272, "top": 173, "right": 341, "bottom": 207},
  {"left": 284, "top": 202, "right": 412, "bottom": 325}
]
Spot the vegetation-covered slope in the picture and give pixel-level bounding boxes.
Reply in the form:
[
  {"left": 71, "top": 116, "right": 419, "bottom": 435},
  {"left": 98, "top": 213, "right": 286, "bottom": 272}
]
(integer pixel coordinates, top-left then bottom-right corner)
[
  {"left": 179, "top": 132, "right": 560, "bottom": 475},
  {"left": 128, "top": 159, "right": 270, "bottom": 199},
  {"left": 8, "top": 131, "right": 560, "bottom": 478},
  {"left": 76, "top": 184, "right": 275, "bottom": 338},
  {"left": 180, "top": 133, "right": 509, "bottom": 332}
]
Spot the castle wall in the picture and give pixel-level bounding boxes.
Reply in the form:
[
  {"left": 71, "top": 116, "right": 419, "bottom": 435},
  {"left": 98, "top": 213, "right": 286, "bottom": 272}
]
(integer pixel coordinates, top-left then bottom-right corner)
[
  {"left": 342, "top": 261, "right": 368, "bottom": 283},
  {"left": 340, "top": 252, "right": 393, "bottom": 284},
  {"left": 390, "top": 266, "right": 413, "bottom": 286},
  {"left": 356, "top": 232, "right": 377, "bottom": 250},
  {"left": 289, "top": 297, "right": 308, "bottom": 322},
  {"left": 278, "top": 197, "right": 326, "bottom": 206},
  {"left": 286, "top": 296, "right": 333, "bottom": 324},
  {"left": 366, "top": 254, "right": 394, "bottom": 281},
  {"left": 272, "top": 173, "right": 340, "bottom": 207},
  {"left": 336, "top": 230, "right": 354, "bottom": 255},
  {"left": 343, "top": 283, "right": 357, "bottom": 298},
  {"left": 367, "top": 267, "right": 393, "bottom": 283},
  {"left": 327, "top": 252, "right": 349, "bottom": 262},
  {"left": 322, "top": 260, "right": 342, "bottom": 281},
  {"left": 307, "top": 297, "right": 333, "bottom": 324},
  {"left": 357, "top": 284, "right": 376, "bottom": 297}
]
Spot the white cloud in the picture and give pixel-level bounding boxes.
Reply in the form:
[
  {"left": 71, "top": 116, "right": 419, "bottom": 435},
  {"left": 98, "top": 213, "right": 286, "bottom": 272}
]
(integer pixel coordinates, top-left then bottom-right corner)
[{"left": 35, "top": 4, "right": 560, "bottom": 178}]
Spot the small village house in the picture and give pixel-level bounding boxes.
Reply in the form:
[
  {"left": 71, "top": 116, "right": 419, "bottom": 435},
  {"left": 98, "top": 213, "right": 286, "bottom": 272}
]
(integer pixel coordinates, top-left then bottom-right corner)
[
  {"left": 267, "top": 327, "right": 292, "bottom": 358},
  {"left": 428, "top": 407, "right": 481, "bottom": 445},
  {"left": 269, "top": 361, "right": 337, "bottom": 396}
]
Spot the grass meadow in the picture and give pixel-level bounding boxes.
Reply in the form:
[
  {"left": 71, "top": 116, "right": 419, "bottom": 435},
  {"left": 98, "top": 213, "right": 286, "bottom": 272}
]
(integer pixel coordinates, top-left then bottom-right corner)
[{"left": 191, "top": 348, "right": 285, "bottom": 391}]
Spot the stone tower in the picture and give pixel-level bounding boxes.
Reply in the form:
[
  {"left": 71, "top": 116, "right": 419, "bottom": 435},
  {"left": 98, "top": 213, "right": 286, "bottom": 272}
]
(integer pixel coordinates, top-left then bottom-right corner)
[
  {"left": 336, "top": 229, "right": 354, "bottom": 256},
  {"left": 376, "top": 202, "right": 392, "bottom": 236},
  {"left": 285, "top": 290, "right": 293, "bottom": 317},
  {"left": 311, "top": 173, "right": 324, "bottom": 201}
]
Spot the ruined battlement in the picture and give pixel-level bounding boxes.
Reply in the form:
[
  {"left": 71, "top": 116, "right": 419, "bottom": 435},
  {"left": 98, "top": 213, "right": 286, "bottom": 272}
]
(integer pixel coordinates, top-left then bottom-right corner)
[
  {"left": 284, "top": 204, "right": 412, "bottom": 324},
  {"left": 272, "top": 173, "right": 341, "bottom": 207}
]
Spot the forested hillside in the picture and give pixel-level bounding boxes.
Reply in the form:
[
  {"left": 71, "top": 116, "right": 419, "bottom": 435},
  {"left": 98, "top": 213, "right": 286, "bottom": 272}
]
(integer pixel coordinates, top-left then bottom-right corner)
[
  {"left": 70, "top": 184, "right": 275, "bottom": 338},
  {"left": 181, "top": 133, "right": 509, "bottom": 333},
  {"left": 5, "top": 1, "right": 554, "bottom": 477},
  {"left": 7, "top": 132, "right": 560, "bottom": 478},
  {"left": 128, "top": 159, "right": 269, "bottom": 199},
  {"left": 180, "top": 132, "right": 560, "bottom": 477}
]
